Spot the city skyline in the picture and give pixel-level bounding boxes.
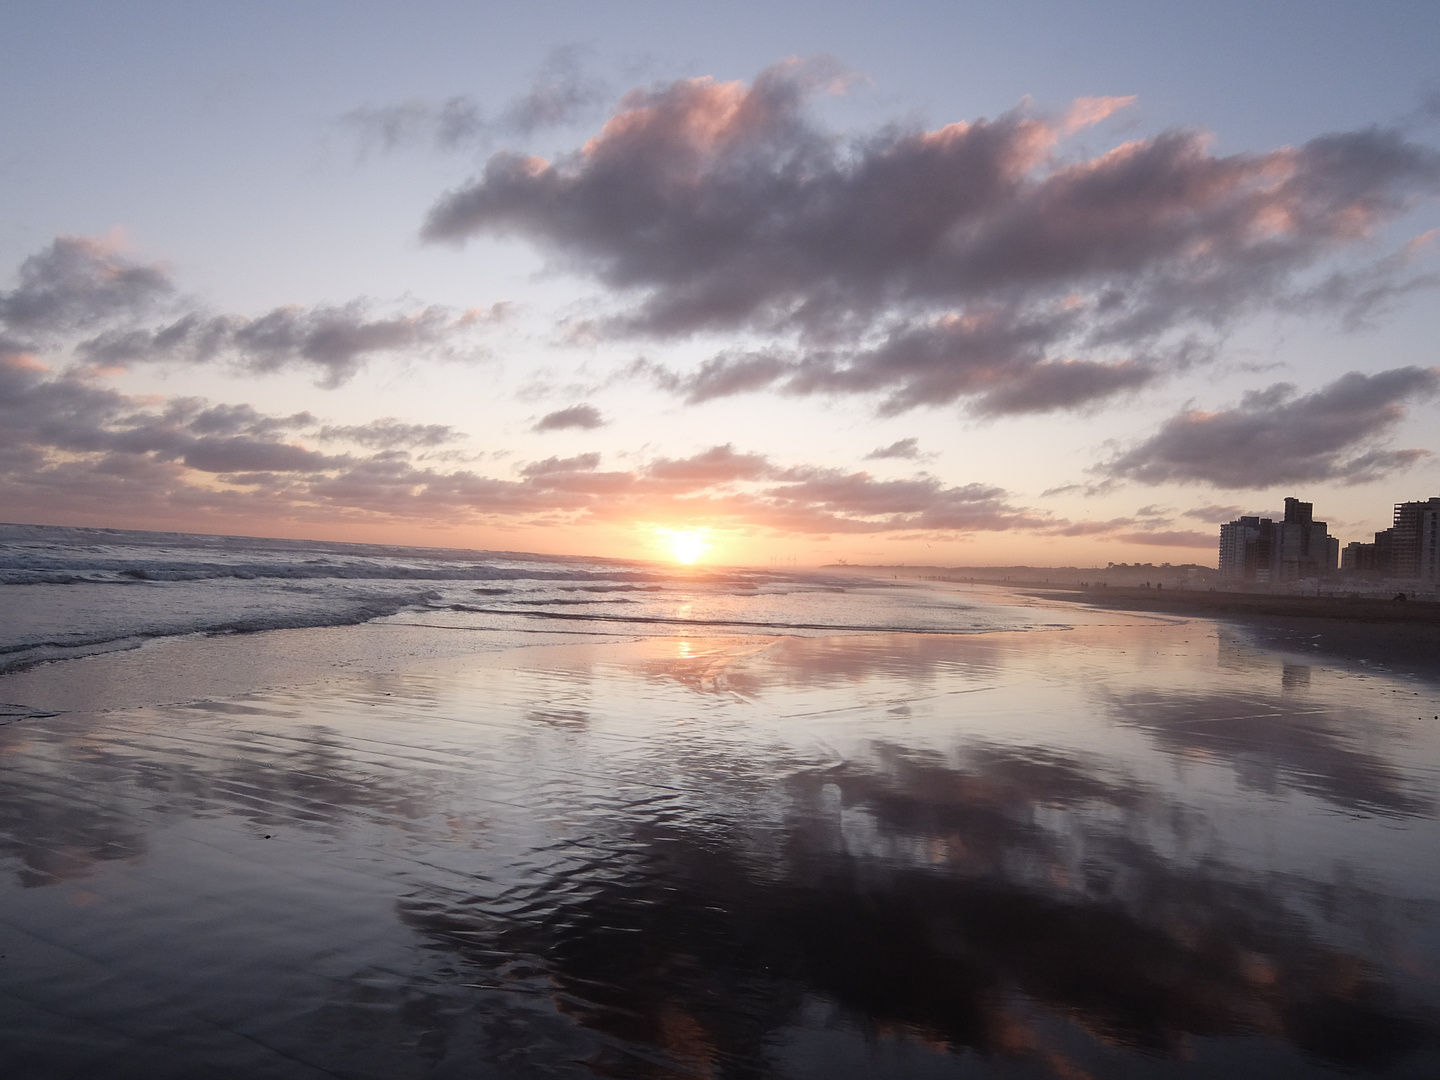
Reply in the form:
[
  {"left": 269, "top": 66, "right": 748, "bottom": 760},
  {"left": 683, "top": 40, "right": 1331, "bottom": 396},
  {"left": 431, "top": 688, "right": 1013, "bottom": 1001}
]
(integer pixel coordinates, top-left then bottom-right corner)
[{"left": 2, "top": 2, "right": 1439, "bottom": 566}]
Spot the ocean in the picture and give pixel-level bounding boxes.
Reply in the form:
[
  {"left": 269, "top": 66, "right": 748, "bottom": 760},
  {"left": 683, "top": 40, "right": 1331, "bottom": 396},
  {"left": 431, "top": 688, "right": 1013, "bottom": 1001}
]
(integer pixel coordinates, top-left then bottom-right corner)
[
  {"left": 2, "top": 523, "right": 1439, "bottom": 1078},
  {"left": 0, "top": 522, "right": 1057, "bottom": 677}
]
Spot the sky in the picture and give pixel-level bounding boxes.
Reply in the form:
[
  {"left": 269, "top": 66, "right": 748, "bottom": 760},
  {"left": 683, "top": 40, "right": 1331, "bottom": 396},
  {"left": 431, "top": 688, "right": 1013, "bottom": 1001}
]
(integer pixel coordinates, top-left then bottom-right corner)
[{"left": 2, "top": 1, "right": 1438, "bottom": 568}]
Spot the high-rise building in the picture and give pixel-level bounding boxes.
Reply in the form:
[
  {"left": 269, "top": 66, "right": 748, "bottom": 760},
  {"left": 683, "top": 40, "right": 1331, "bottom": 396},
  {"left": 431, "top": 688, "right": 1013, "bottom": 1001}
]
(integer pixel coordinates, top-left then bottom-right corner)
[
  {"left": 1374, "top": 527, "right": 1397, "bottom": 577},
  {"left": 1341, "top": 541, "right": 1378, "bottom": 574},
  {"left": 1217, "top": 497, "right": 1336, "bottom": 581},
  {"left": 1425, "top": 501, "right": 1440, "bottom": 584},
  {"left": 1219, "top": 516, "right": 1273, "bottom": 580},
  {"left": 1274, "top": 498, "right": 1336, "bottom": 581},
  {"left": 1378, "top": 497, "right": 1440, "bottom": 582}
]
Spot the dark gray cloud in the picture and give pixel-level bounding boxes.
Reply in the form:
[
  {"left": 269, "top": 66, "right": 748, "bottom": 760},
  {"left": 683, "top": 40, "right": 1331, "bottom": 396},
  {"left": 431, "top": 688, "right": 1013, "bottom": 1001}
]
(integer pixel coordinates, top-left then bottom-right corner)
[
  {"left": 315, "top": 419, "right": 462, "bottom": 449},
  {"left": 424, "top": 59, "right": 1440, "bottom": 415},
  {"left": 533, "top": 403, "right": 605, "bottom": 431},
  {"left": 520, "top": 452, "right": 602, "bottom": 477},
  {"left": 969, "top": 359, "right": 1158, "bottom": 417},
  {"left": 0, "top": 236, "right": 487, "bottom": 387},
  {"left": 79, "top": 302, "right": 476, "bottom": 388},
  {"left": 650, "top": 319, "right": 1163, "bottom": 416},
  {"left": 179, "top": 402, "right": 315, "bottom": 438},
  {"left": 340, "top": 47, "right": 608, "bottom": 157},
  {"left": 0, "top": 236, "right": 173, "bottom": 338},
  {"left": 865, "top": 437, "right": 921, "bottom": 460},
  {"left": 0, "top": 356, "right": 343, "bottom": 474},
  {"left": 650, "top": 350, "right": 790, "bottom": 404},
  {"left": 182, "top": 438, "right": 334, "bottom": 475},
  {"left": 1281, "top": 235, "right": 1440, "bottom": 330},
  {"left": 1101, "top": 368, "right": 1439, "bottom": 488}
]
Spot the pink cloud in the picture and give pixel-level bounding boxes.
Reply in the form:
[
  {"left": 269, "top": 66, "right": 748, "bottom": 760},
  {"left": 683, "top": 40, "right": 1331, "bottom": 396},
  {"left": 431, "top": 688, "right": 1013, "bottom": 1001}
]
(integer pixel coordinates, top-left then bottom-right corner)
[
  {"left": 1059, "top": 95, "right": 1138, "bottom": 136},
  {"left": 424, "top": 62, "right": 1440, "bottom": 415}
]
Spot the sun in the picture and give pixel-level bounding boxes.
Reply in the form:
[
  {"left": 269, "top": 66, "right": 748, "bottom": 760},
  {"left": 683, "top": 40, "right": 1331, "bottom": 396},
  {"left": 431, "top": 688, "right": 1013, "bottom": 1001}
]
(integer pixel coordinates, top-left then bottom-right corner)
[{"left": 657, "top": 527, "right": 711, "bottom": 565}]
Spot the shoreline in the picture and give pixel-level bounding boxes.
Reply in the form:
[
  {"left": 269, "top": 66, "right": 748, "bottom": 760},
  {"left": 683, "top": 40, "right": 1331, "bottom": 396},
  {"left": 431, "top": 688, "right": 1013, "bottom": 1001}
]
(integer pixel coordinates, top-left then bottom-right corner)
[{"left": 1031, "top": 586, "right": 1440, "bottom": 676}]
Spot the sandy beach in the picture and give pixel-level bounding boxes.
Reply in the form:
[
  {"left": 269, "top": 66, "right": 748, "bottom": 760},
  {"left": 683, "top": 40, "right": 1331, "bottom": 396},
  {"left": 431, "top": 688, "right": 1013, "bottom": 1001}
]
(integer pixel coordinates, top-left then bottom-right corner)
[{"left": 3, "top": 590, "right": 1439, "bottom": 1078}]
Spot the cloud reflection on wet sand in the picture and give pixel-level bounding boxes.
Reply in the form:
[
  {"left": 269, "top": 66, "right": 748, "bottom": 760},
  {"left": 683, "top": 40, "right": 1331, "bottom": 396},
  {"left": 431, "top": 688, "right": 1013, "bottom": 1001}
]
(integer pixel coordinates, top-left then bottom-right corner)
[{"left": 1, "top": 617, "right": 1438, "bottom": 1077}]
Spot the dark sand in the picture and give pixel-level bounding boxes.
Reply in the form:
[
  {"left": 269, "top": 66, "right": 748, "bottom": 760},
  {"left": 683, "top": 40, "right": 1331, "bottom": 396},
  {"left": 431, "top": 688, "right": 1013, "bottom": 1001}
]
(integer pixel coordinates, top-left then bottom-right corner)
[{"left": 1033, "top": 586, "right": 1440, "bottom": 677}]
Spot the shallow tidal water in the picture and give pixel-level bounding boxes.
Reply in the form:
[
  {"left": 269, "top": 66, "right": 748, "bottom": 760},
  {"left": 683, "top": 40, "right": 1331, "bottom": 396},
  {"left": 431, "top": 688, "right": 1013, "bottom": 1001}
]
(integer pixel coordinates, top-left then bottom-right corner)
[{"left": 2, "top": 597, "right": 1439, "bottom": 1078}]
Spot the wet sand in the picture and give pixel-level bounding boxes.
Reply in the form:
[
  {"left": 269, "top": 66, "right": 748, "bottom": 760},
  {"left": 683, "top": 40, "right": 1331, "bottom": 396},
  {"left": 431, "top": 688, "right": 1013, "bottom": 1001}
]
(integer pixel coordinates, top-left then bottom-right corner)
[
  {"left": 2, "top": 599, "right": 1439, "bottom": 1077},
  {"left": 1032, "top": 586, "right": 1440, "bottom": 677}
]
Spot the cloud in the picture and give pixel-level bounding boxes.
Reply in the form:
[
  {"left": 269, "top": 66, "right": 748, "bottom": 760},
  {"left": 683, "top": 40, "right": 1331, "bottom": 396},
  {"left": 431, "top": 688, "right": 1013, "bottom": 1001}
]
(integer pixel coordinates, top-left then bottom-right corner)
[
  {"left": 1039, "top": 479, "right": 1117, "bottom": 499},
  {"left": 1112, "top": 529, "right": 1215, "bottom": 548},
  {"left": 423, "top": 59, "right": 1440, "bottom": 415},
  {"left": 79, "top": 302, "right": 477, "bottom": 388},
  {"left": 645, "top": 443, "right": 771, "bottom": 485},
  {"left": 533, "top": 403, "right": 605, "bottom": 431},
  {"left": 650, "top": 318, "right": 1164, "bottom": 416},
  {"left": 0, "top": 236, "right": 488, "bottom": 387},
  {"left": 315, "top": 419, "right": 462, "bottom": 449},
  {"left": 748, "top": 467, "right": 1035, "bottom": 533},
  {"left": 342, "top": 97, "right": 487, "bottom": 157},
  {"left": 1281, "top": 229, "right": 1440, "bottom": 328},
  {"left": 0, "top": 357, "right": 1053, "bottom": 539},
  {"left": 339, "top": 47, "right": 608, "bottom": 157},
  {"left": 1046, "top": 516, "right": 1137, "bottom": 537},
  {"left": 1183, "top": 503, "right": 1245, "bottom": 521},
  {"left": 0, "top": 354, "right": 341, "bottom": 472},
  {"left": 865, "top": 437, "right": 921, "bottom": 460},
  {"left": 182, "top": 402, "right": 316, "bottom": 438},
  {"left": 654, "top": 350, "right": 790, "bottom": 404},
  {"left": 1181, "top": 503, "right": 1284, "bottom": 523},
  {"left": 1101, "top": 367, "right": 1439, "bottom": 488},
  {"left": 1059, "top": 95, "right": 1137, "bottom": 135},
  {"left": 182, "top": 438, "right": 334, "bottom": 475},
  {"left": 520, "top": 452, "right": 601, "bottom": 476},
  {"left": 500, "top": 47, "right": 610, "bottom": 136},
  {"left": 0, "top": 236, "right": 173, "bottom": 338}
]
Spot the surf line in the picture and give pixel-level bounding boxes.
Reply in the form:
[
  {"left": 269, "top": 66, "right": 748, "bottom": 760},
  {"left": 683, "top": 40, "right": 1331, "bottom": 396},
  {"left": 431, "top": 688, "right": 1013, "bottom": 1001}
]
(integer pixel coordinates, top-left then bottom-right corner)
[{"left": 445, "top": 605, "right": 1002, "bottom": 636}]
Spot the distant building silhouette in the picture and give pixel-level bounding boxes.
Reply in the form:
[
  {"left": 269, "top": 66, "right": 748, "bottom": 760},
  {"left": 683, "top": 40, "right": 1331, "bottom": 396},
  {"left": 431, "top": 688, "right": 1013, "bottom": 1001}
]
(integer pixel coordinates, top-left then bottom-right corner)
[
  {"left": 1368, "top": 497, "right": 1440, "bottom": 581},
  {"left": 1335, "top": 496, "right": 1439, "bottom": 581},
  {"left": 1420, "top": 499, "right": 1440, "bottom": 583},
  {"left": 1218, "top": 516, "right": 1273, "bottom": 580},
  {"left": 1218, "top": 497, "right": 1337, "bottom": 582},
  {"left": 1340, "top": 540, "right": 1377, "bottom": 575}
]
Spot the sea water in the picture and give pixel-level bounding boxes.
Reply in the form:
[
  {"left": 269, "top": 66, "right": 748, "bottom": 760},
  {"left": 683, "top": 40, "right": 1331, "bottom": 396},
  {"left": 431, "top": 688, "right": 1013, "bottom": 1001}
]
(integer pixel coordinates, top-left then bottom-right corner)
[{"left": 0, "top": 522, "right": 1061, "bottom": 675}]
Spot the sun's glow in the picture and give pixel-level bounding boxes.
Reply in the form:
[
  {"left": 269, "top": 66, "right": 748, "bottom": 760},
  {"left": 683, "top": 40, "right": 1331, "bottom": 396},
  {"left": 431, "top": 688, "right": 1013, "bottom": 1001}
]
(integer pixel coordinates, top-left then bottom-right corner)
[{"left": 657, "top": 527, "right": 712, "bottom": 564}]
